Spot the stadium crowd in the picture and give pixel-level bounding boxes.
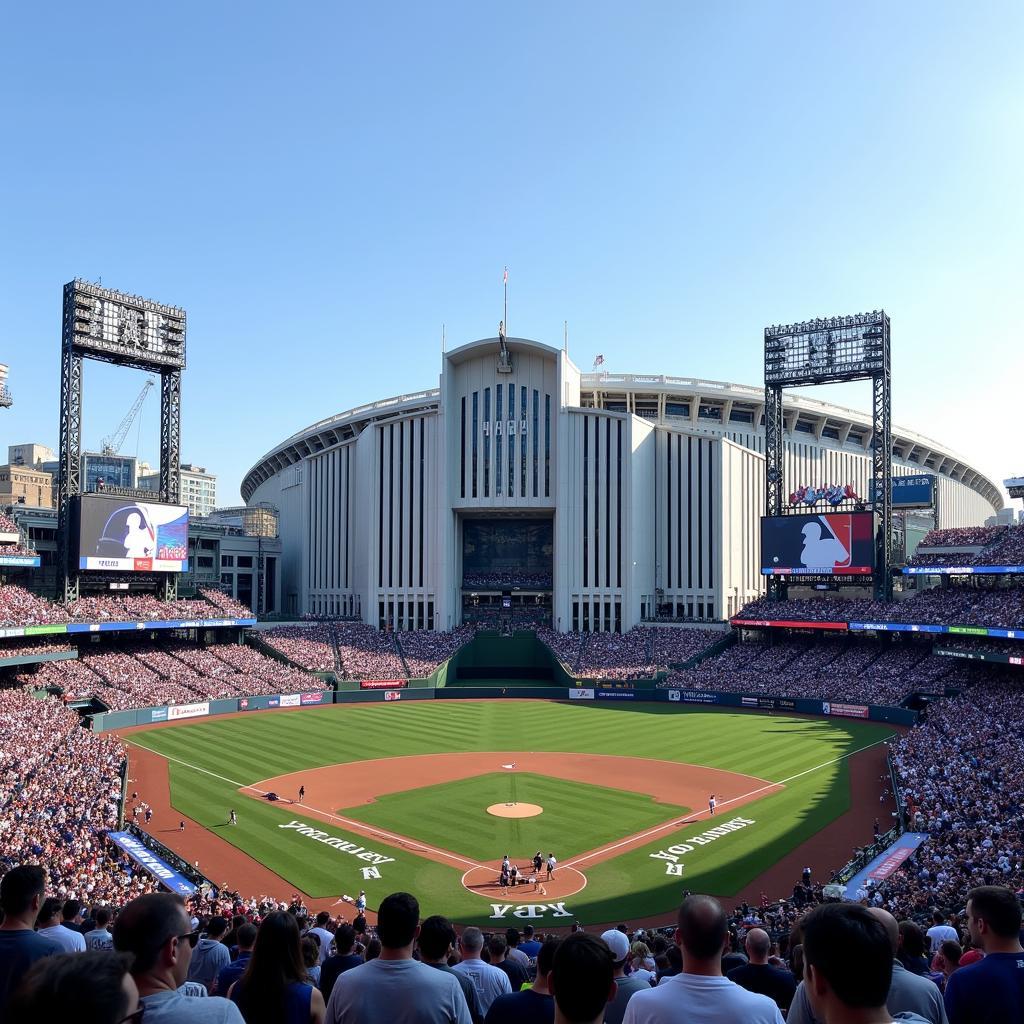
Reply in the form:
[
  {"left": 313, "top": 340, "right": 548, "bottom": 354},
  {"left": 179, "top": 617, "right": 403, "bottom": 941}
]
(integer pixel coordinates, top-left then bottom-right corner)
[
  {"left": 736, "top": 585, "right": 1024, "bottom": 631},
  {"left": 260, "top": 625, "right": 338, "bottom": 673},
  {"left": 2, "top": 875, "right": 1021, "bottom": 1023},
  {"left": 906, "top": 525, "right": 1024, "bottom": 569},
  {"left": 14, "top": 641, "right": 323, "bottom": 711},
  {"left": 462, "top": 570, "right": 553, "bottom": 590},
  {"left": 334, "top": 623, "right": 406, "bottom": 680},
  {"left": 661, "top": 637, "right": 988, "bottom": 706}
]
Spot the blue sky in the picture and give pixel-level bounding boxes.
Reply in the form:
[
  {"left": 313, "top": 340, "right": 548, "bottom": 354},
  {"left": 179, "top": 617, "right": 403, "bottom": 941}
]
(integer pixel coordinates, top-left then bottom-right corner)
[{"left": 1, "top": 1, "right": 1021, "bottom": 505}]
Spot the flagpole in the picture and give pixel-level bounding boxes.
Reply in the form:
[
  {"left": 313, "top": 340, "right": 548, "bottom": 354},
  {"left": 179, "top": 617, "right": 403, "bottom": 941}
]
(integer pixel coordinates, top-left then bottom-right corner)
[{"left": 504, "top": 266, "right": 508, "bottom": 337}]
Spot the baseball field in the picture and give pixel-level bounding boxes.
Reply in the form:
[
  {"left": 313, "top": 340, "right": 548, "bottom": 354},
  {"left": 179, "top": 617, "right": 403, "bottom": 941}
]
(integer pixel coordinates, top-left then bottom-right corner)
[{"left": 122, "top": 699, "right": 895, "bottom": 927}]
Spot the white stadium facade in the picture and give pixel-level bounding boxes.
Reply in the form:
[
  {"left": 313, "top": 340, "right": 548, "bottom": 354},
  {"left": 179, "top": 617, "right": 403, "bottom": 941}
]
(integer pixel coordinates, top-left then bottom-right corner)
[{"left": 242, "top": 337, "right": 1001, "bottom": 629}]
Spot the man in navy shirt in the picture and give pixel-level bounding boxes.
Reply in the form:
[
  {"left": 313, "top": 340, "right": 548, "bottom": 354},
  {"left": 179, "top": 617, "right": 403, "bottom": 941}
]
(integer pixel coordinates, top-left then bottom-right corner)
[
  {"left": 0, "top": 865, "right": 62, "bottom": 1011},
  {"left": 484, "top": 937, "right": 559, "bottom": 1024},
  {"left": 319, "top": 923, "right": 363, "bottom": 1002},
  {"left": 944, "top": 885, "right": 1024, "bottom": 1024},
  {"left": 213, "top": 924, "right": 256, "bottom": 995}
]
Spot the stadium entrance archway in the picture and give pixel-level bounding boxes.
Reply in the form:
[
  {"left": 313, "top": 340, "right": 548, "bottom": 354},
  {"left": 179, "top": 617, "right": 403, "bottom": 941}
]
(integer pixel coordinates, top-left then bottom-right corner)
[{"left": 458, "top": 510, "right": 553, "bottom": 631}]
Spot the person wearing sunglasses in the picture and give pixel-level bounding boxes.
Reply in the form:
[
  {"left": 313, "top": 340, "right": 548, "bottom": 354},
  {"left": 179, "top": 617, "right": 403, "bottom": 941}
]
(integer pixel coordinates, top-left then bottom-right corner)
[
  {"left": 112, "top": 893, "right": 245, "bottom": 1023},
  {"left": 6, "top": 949, "right": 144, "bottom": 1024}
]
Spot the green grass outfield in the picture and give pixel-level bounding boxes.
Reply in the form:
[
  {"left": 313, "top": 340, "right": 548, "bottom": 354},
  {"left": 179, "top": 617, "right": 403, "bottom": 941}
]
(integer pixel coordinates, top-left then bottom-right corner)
[
  {"left": 126, "top": 701, "right": 893, "bottom": 925},
  {"left": 340, "top": 772, "right": 689, "bottom": 862}
]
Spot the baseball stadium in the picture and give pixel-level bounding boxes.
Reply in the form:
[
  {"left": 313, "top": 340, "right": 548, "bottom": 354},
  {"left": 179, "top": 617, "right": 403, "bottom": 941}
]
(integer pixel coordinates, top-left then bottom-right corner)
[{"left": 1, "top": 303, "right": 1023, "bottom": 1019}]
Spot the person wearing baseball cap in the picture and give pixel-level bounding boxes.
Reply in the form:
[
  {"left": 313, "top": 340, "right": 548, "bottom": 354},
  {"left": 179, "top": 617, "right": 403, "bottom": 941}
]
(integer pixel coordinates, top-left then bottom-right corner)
[{"left": 601, "top": 929, "right": 650, "bottom": 1024}]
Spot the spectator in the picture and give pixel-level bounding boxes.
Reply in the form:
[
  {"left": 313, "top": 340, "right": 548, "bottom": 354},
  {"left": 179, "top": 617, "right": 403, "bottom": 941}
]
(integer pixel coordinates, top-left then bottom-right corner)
[
  {"left": 519, "top": 926, "right": 542, "bottom": 960},
  {"left": 308, "top": 912, "right": 335, "bottom": 966},
  {"left": 214, "top": 923, "right": 257, "bottom": 997},
  {"left": 228, "top": 910, "right": 326, "bottom": 1024},
  {"left": 926, "top": 911, "right": 960, "bottom": 955},
  {"left": 418, "top": 915, "right": 483, "bottom": 1024},
  {"left": 622, "top": 894, "right": 783, "bottom": 1024},
  {"left": 789, "top": 907, "right": 947, "bottom": 1024},
  {"left": 944, "top": 885, "right": 1024, "bottom": 1024},
  {"left": 61, "top": 898, "right": 86, "bottom": 935},
  {"left": 84, "top": 906, "right": 115, "bottom": 951},
  {"left": 898, "top": 922, "right": 932, "bottom": 977},
  {"left": 504, "top": 928, "right": 531, "bottom": 975},
  {"left": 189, "top": 916, "right": 231, "bottom": 994},
  {"left": 302, "top": 937, "right": 322, "bottom": 988},
  {"left": 0, "top": 865, "right": 62, "bottom": 1011},
  {"left": 601, "top": 929, "right": 649, "bottom": 1024},
  {"left": 485, "top": 935, "right": 559, "bottom": 1024},
  {"left": 550, "top": 932, "right": 616, "bottom": 1024},
  {"left": 799, "top": 903, "right": 933, "bottom": 1024},
  {"left": 487, "top": 934, "right": 528, "bottom": 991},
  {"left": 452, "top": 926, "right": 513, "bottom": 1015},
  {"left": 112, "top": 891, "right": 245, "bottom": 1023},
  {"left": 318, "top": 924, "right": 361, "bottom": 1002},
  {"left": 931, "top": 942, "right": 962, "bottom": 991},
  {"left": 727, "top": 927, "right": 796, "bottom": 1014},
  {"left": 629, "top": 942, "right": 657, "bottom": 984},
  {"left": 5, "top": 949, "right": 141, "bottom": 1024},
  {"left": 325, "top": 892, "right": 470, "bottom": 1024},
  {"left": 36, "top": 896, "right": 86, "bottom": 953}
]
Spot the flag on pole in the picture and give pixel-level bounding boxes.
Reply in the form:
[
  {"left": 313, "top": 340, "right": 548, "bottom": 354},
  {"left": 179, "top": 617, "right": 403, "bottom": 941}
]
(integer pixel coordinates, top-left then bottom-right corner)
[
  {"left": 593, "top": 354, "right": 605, "bottom": 369},
  {"left": 503, "top": 267, "right": 508, "bottom": 285}
]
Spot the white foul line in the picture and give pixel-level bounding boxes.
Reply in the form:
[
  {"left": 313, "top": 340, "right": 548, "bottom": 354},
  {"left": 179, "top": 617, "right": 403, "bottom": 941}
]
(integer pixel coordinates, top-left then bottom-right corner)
[
  {"left": 125, "top": 741, "right": 485, "bottom": 870},
  {"left": 564, "top": 736, "right": 890, "bottom": 868}
]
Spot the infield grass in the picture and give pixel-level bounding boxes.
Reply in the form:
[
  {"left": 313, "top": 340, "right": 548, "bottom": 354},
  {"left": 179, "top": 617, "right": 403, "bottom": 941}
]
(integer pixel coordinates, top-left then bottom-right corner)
[
  {"left": 341, "top": 772, "right": 689, "bottom": 861},
  {"left": 125, "top": 701, "right": 893, "bottom": 925}
]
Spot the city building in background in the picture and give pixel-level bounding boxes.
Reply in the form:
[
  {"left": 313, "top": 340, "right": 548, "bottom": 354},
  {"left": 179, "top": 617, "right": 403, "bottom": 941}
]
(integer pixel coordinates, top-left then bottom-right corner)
[
  {"left": 81, "top": 451, "right": 139, "bottom": 492},
  {"left": 0, "top": 364, "right": 11, "bottom": 408},
  {"left": 140, "top": 462, "right": 217, "bottom": 518},
  {"left": 8, "top": 444, "right": 56, "bottom": 468},
  {"left": 0, "top": 464, "right": 53, "bottom": 508}
]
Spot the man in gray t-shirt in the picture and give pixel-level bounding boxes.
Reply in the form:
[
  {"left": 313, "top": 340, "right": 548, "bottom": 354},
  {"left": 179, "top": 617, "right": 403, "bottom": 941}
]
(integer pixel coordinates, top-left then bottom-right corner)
[
  {"left": 452, "top": 927, "right": 512, "bottom": 1016},
  {"left": 327, "top": 892, "right": 471, "bottom": 1024},
  {"left": 601, "top": 929, "right": 650, "bottom": 1024}
]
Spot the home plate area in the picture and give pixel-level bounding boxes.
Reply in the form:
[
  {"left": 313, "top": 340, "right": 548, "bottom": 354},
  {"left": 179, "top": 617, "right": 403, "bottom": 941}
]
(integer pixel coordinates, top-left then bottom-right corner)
[{"left": 462, "top": 862, "right": 588, "bottom": 901}]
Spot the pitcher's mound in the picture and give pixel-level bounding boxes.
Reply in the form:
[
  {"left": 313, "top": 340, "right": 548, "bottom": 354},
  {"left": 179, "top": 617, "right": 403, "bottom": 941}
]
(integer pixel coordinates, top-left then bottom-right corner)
[{"left": 487, "top": 802, "right": 543, "bottom": 818}]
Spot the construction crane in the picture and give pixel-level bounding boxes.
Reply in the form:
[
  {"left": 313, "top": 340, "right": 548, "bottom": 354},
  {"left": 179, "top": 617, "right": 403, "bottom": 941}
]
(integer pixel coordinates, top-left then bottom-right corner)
[{"left": 101, "top": 378, "right": 155, "bottom": 455}]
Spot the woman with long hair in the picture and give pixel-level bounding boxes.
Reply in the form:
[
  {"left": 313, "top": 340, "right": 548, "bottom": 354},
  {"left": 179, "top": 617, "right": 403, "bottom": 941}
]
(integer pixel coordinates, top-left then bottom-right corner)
[{"left": 228, "top": 910, "right": 326, "bottom": 1024}]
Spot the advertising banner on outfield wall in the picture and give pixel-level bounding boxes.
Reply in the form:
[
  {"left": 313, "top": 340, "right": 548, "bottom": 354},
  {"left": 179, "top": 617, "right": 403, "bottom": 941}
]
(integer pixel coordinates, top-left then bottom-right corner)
[
  {"left": 824, "top": 702, "right": 869, "bottom": 719},
  {"left": 677, "top": 690, "right": 720, "bottom": 704},
  {"left": 150, "top": 707, "right": 168, "bottom": 722},
  {"left": 167, "top": 702, "right": 210, "bottom": 721},
  {"left": 569, "top": 688, "right": 595, "bottom": 700},
  {"left": 279, "top": 693, "right": 301, "bottom": 707},
  {"left": 595, "top": 690, "right": 636, "bottom": 700},
  {"left": 384, "top": 690, "right": 402, "bottom": 701},
  {"left": 300, "top": 692, "right": 326, "bottom": 704},
  {"left": 360, "top": 679, "right": 408, "bottom": 689}
]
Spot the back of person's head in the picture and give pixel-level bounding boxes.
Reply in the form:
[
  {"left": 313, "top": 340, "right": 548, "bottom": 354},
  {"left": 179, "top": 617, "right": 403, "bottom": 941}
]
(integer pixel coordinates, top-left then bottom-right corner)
[
  {"left": 677, "top": 894, "right": 728, "bottom": 961},
  {"left": 113, "top": 893, "right": 191, "bottom": 975},
  {"left": 461, "top": 926, "right": 485, "bottom": 954},
  {"left": 803, "top": 904, "right": 892, "bottom": 1013},
  {"left": 488, "top": 934, "right": 508, "bottom": 959},
  {"left": 93, "top": 907, "right": 111, "bottom": 929},
  {"left": 506, "top": 927, "right": 521, "bottom": 948},
  {"left": 939, "top": 940, "right": 962, "bottom": 967},
  {"left": 551, "top": 933, "right": 615, "bottom": 1024},
  {"left": 316, "top": 910, "right": 331, "bottom": 927},
  {"left": 62, "top": 898, "right": 82, "bottom": 922},
  {"left": 0, "top": 865, "right": 46, "bottom": 918},
  {"left": 537, "top": 936, "right": 561, "bottom": 978},
  {"left": 235, "top": 911, "right": 306, "bottom": 1024},
  {"left": 745, "top": 927, "right": 770, "bottom": 961},
  {"left": 967, "top": 885, "right": 1023, "bottom": 940},
  {"left": 523, "top": 925, "right": 535, "bottom": 940},
  {"left": 932, "top": 909, "right": 945, "bottom": 924},
  {"left": 206, "top": 915, "right": 229, "bottom": 938},
  {"left": 37, "top": 896, "right": 63, "bottom": 927},
  {"left": 6, "top": 951, "right": 137, "bottom": 1024},
  {"left": 418, "top": 915, "right": 457, "bottom": 961},
  {"left": 866, "top": 907, "right": 899, "bottom": 955},
  {"left": 301, "top": 935, "right": 319, "bottom": 968},
  {"left": 376, "top": 892, "right": 419, "bottom": 949},
  {"left": 363, "top": 936, "right": 382, "bottom": 961},
  {"left": 898, "top": 920, "right": 926, "bottom": 958},
  {"left": 333, "top": 922, "right": 356, "bottom": 955},
  {"left": 237, "top": 923, "right": 258, "bottom": 951}
]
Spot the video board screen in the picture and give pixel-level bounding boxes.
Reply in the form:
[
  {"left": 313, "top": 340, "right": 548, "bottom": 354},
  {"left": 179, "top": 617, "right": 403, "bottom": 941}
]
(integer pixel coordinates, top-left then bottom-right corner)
[
  {"left": 761, "top": 512, "right": 875, "bottom": 576},
  {"left": 76, "top": 494, "right": 189, "bottom": 572}
]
